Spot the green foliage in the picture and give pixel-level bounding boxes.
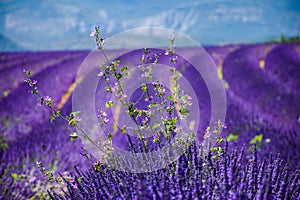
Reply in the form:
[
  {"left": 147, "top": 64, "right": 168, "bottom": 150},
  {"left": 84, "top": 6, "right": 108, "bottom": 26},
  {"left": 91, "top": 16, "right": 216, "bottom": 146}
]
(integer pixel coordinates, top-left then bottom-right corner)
[
  {"left": 105, "top": 101, "right": 114, "bottom": 108},
  {"left": 204, "top": 119, "right": 227, "bottom": 161},
  {"left": 24, "top": 26, "right": 198, "bottom": 176},
  {"left": 50, "top": 115, "right": 56, "bottom": 123},
  {"left": 0, "top": 136, "right": 8, "bottom": 150},
  {"left": 226, "top": 133, "right": 238, "bottom": 141},
  {"left": 250, "top": 134, "right": 263, "bottom": 144},
  {"left": 70, "top": 111, "right": 81, "bottom": 117},
  {"left": 120, "top": 125, "right": 127, "bottom": 134},
  {"left": 152, "top": 123, "right": 160, "bottom": 129},
  {"left": 148, "top": 102, "right": 158, "bottom": 108},
  {"left": 179, "top": 107, "right": 190, "bottom": 116},
  {"left": 280, "top": 35, "right": 300, "bottom": 43}
]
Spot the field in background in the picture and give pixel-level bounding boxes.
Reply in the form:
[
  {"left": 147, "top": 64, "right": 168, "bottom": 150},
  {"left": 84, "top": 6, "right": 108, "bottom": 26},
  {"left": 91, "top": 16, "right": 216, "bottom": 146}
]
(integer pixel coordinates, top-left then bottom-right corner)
[{"left": 0, "top": 42, "right": 299, "bottom": 198}]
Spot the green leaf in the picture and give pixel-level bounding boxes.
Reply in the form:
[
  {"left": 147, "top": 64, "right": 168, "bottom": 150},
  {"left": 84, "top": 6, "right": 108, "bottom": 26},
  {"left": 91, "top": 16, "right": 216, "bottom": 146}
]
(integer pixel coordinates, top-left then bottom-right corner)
[
  {"left": 50, "top": 115, "right": 56, "bottom": 123},
  {"left": 32, "top": 89, "right": 38, "bottom": 94},
  {"left": 250, "top": 134, "right": 263, "bottom": 144},
  {"left": 115, "top": 73, "right": 122, "bottom": 80},
  {"left": 105, "top": 86, "right": 111, "bottom": 92},
  {"left": 179, "top": 108, "right": 190, "bottom": 116},
  {"left": 226, "top": 134, "right": 238, "bottom": 142},
  {"left": 152, "top": 123, "right": 160, "bottom": 129},
  {"left": 70, "top": 111, "right": 81, "bottom": 117},
  {"left": 11, "top": 173, "right": 18, "bottom": 179},
  {"left": 120, "top": 66, "right": 128, "bottom": 72},
  {"left": 148, "top": 102, "right": 158, "bottom": 108},
  {"left": 105, "top": 101, "right": 114, "bottom": 108},
  {"left": 166, "top": 96, "right": 173, "bottom": 101},
  {"left": 55, "top": 110, "right": 61, "bottom": 117},
  {"left": 25, "top": 70, "right": 31, "bottom": 76},
  {"left": 68, "top": 118, "right": 78, "bottom": 126},
  {"left": 141, "top": 84, "right": 148, "bottom": 92},
  {"left": 107, "top": 132, "right": 112, "bottom": 139}
]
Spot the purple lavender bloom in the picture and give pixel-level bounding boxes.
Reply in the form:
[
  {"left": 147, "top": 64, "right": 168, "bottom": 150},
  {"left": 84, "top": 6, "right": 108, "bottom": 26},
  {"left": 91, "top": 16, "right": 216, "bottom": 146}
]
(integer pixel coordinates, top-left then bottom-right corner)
[
  {"left": 1, "top": 43, "right": 300, "bottom": 199},
  {"left": 48, "top": 144, "right": 300, "bottom": 200}
]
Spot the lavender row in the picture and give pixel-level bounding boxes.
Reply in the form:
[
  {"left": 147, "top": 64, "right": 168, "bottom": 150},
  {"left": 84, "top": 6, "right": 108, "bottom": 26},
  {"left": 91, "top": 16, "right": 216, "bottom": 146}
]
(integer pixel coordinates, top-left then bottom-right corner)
[
  {"left": 264, "top": 45, "right": 300, "bottom": 96},
  {"left": 222, "top": 45, "right": 300, "bottom": 131},
  {"left": 50, "top": 143, "right": 300, "bottom": 200},
  {"left": 224, "top": 94, "right": 300, "bottom": 170},
  {"left": 0, "top": 51, "right": 89, "bottom": 101},
  {"left": 0, "top": 98, "right": 91, "bottom": 199},
  {"left": 0, "top": 52, "right": 88, "bottom": 141},
  {"left": 0, "top": 51, "right": 75, "bottom": 71}
]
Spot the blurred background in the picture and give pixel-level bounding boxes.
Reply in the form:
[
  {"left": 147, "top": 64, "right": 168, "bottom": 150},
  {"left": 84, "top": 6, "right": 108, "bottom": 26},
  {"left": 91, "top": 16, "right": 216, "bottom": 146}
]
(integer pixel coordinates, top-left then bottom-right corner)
[{"left": 1, "top": 0, "right": 300, "bottom": 51}]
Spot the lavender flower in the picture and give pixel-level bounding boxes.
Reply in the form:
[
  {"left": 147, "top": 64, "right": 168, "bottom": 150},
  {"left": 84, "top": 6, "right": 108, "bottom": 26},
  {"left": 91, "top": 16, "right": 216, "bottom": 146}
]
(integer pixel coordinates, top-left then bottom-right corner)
[{"left": 49, "top": 144, "right": 300, "bottom": 200}]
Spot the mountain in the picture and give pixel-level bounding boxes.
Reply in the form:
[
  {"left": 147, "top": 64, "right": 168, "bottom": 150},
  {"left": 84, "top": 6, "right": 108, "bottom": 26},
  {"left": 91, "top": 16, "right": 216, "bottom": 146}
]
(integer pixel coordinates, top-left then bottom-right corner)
[
  {"left": 1, "top": 0, "right": 300, "bottom": 51},
  {"left": 0, "top": 34, "right": 23, "bottom": 51}
]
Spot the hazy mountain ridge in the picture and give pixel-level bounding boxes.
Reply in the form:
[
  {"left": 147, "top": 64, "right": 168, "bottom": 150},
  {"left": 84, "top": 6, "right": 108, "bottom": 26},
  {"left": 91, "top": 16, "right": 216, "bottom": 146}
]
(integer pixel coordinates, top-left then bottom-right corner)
[
  {"left": 0, "top": 34, "right": 23, "bottom": 51},
  {"left": 1, "top": 0, "right": 300, "bottom": 51}
]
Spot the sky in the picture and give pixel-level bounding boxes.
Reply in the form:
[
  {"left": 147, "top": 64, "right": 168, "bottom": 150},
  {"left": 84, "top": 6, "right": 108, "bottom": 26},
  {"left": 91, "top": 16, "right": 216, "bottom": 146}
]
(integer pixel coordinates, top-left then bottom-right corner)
[{"left": 0, "top": 0, "right": 300, "bottom": 51}]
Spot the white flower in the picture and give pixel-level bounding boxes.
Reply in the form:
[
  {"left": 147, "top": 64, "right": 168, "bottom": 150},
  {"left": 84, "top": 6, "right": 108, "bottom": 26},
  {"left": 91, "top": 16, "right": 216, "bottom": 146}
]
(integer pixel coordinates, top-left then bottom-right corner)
[
  {"left": 44, "top": 96, "right": 52, "bottom": 101},
  {"left": 121, "top": 93, "right": 127, "bottom": 99},
  {"left": 103, "top": 118, "right": 109, "bottom": 123},
  {"left": 90, "top": 31, "right": 96, "bottom": 37}
]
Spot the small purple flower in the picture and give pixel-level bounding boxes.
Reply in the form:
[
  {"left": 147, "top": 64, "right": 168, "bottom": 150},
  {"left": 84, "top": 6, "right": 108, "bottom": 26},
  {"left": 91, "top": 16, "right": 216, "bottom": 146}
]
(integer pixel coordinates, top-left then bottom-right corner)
[
  {"left": 97, "top": 72, "right": 104, "bottom": 77},
  {"left": 72, "top": 184, "right": 78, "bottom": 190},
  {"left": 174, "top": 127, "right": 179, "bottom": 133},
  {"left": 186, "top": 95, "right": 192, "bottom": 106},
  {"left": 142, "top": 117, "right": 148, "bottom": 125},
  {"left": 75, "top": 116, "right": 82, "bottom": 122},
  {"left": 158, "top": 87, "right": 165, "bottom": 95},
  {"left": 69, "top": 177, "right": 75, "bottom": 183},
  {"left": 111, "top": 83, "right": 119, "bottom": 92},
  {"left": 142, "top": 72, "right": 150, "bottom": 78},
  {"left": 145, "top": 96, "right": 153, "bottom": 102},
  {"left": 69, "top": 177, "right": 78, "bottom": 189},
  {"left": 146, "top": 55, "right": 152, "bottom": 62}
]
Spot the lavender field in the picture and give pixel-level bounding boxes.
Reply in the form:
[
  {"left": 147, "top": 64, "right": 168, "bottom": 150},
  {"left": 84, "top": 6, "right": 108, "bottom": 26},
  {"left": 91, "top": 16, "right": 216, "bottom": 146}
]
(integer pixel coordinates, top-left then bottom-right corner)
[{"left": 1, "top": 42, "right": 300, "bottom": 199}]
